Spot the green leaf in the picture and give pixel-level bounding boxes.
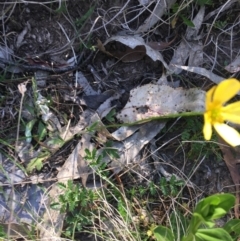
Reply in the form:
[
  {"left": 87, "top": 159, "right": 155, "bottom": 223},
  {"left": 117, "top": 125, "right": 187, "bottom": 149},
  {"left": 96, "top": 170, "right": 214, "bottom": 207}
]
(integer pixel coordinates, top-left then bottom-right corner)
[
  {"left": 118, "top": 199, "right": 128, "bottom": 221},
  {"left": 25, "top": 119, "right": 37, "bottom": 143},
  {"left": 181, "top": 15, "right": 195, "bottom": 27},
  {"left": 26, "top": 152, "right": 49, "bottom": 172},
  {"left": 159, "top": 178, "right": 168, "bottom": 196},
  {"left": 223, "top": 219, "right": 240, "bottom": 237},
  {"left": 50, "top": 202, "right": 61, "bottom": 210},
  {"left": 194, "top": 194, "right": 235, "bottom": 221},
  {"left": 38, "top": 121, "right": 47, "bottom": 141},
  {"left": 153, "top": 226, "right": 175, "bottom": 241},
  {"left": 188, "top": 212, "right": 208, "bottom": 234},
  {"left": 170, "top": 210, "right": 188, "bottom": 240},
  {"left": 86, "top": 121, "right": 99, "bottom": 133},
  {"left": 196, "top": 228, "right": 233, "bottom": 241},
  {"left": 46, "top": 136, "right": 64, "bottom": 147},
  {"left": 105, "top": 108, "right": 116, "bottom": 122},
  {"left": 57, "top": 182, "right": 67, "bottom": 189}
]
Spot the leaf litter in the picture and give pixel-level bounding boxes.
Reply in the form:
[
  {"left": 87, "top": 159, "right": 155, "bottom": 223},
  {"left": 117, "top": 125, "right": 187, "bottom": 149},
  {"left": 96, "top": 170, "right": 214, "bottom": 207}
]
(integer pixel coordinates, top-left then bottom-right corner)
[{"left": 1, "top": 0, "right": 240, "bottom": 239}]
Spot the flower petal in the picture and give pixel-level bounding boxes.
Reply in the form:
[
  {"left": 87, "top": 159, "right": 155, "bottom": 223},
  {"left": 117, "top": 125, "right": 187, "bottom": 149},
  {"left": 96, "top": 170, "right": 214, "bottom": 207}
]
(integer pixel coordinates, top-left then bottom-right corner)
[
  {"left": 213, "top": 78, "right": 240, "bottom": 104},
  {"left": 214, "top": 123, "right": 240, "bottom": 147},
  {"left": 206, "top": 85, "right": 216, "bottom": 107},
  {"left": 222, "top": 101, "right": 240, "bottom": 112},
  {"left": 203, "top": 113, "right": 212, "bottom": 140},
  {"left": 221, "top": 113, "right": 240, "bottom": 124}
]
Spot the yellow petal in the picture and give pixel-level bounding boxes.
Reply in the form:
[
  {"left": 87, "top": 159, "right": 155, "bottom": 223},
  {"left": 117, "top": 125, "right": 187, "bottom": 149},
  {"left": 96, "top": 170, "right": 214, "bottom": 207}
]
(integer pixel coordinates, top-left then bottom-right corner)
[
  {"left": 222, "top": 101, "right": 240, "bottom": 112},
  {"left": 221, "top": 113, "right": 240, "bottom": 124},
  {"left": 213, "top": 78, "right": 240, "bottom": 104},
  {"left": 214, "top": 123, "right": 240, "bottom": 147},
  {"left": 203, "top": 113, "right": 212, "bottom": 140},
  {"left": 206, "top": 85, "right": 216, "bottom": 106}
]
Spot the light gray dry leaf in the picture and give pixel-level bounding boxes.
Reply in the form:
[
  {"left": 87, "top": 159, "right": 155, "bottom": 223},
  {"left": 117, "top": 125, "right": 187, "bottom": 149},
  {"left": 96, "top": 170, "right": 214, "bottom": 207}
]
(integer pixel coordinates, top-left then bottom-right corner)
[
  {"left": 172, "top": 65, "right": 224, "bottom": 84},
  {"left": 111, "top": 125, "right": 141, "bottom": 141},
  {"left": 136, "top": 0, "right": 177, "bottom": 33},
  {"left": 16, "top": 23, "right": 29, "bottom": 48},
  {"left": 105, "top": 121, "right": 166, "bottom": 173},
  {"left": 225, "top": 55, "right": 240, "bottom": 73},
  {"left": 76, "top": 71, "right": 98, "bottom": 95},
  {"left": 104, "top": 35, "right": 169, "bottom": 69},
  {"left": 117, "top": 84, "right": 205, "bottom": 123},
  {"left": 168, "top": 6, "right": 205, "bottom": 74},
  {"left": 185, "top": 6, "right": 205, "bottom": 40}
]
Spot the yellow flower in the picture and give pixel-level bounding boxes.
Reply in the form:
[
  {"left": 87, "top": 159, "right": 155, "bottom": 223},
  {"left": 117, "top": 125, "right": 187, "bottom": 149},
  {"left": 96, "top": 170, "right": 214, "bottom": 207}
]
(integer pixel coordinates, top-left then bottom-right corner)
[{"left": 203, "top": 78, "right": 240, "bottom": 147}]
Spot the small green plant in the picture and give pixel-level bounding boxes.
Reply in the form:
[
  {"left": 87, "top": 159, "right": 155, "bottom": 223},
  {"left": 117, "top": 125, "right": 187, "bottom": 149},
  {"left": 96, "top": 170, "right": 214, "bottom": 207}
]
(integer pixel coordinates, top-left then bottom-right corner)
[
  {"left": 150, "top": 193, "right": 240, "bottom": 241},
  {"left": 171, "top": 3, "right": 195, "bottom": 27},
  {"left": 85, "top": 141, "right": 119, "bottom": 175},
  {"left": 214, "top": 20, "right": 228, "bottom": 29},
  {"left": 50, "top": 180, "right": 97, "bottom": 240},
  {"left": 105, "top": 108, "right": 117, "bottom": 123},
  {"left": 159, "top": 175, "right": 184, "bottom": 197},
  {"left": 170, "top": 0, "right": 212, "bottom": 28}
]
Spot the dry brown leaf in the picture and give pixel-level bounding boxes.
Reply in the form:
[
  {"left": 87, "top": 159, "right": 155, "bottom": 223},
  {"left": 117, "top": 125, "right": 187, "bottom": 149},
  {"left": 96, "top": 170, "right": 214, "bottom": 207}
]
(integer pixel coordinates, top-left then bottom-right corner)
[
  {"left": 110, "top": 45, "right": 146, "bottom": 62},
  {"left": 101, "top": 35, "right": 169, "bottom": 68},
  {"left": 97, "top": 38, "right": 146, "bottom": 62},
  {"left": 218, "top": 137, "right": 240, "bottom": 218}
]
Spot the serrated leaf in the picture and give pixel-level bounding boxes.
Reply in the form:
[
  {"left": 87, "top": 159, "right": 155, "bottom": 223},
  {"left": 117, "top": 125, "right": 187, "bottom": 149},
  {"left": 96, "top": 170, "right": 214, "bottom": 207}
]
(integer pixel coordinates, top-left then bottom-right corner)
[{"left": 26, "top": 152, "right": 49, "bottom": 172}]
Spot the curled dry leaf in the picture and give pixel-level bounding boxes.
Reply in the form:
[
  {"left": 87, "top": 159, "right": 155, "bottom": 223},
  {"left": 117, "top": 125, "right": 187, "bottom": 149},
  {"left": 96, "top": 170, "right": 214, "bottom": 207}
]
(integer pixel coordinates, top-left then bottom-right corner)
[
  {"left": 97, "top": 38, "right": 146, "bottom": 62},
  {"left": 99, "top": 35, "right": 168, "bottom": 68}
]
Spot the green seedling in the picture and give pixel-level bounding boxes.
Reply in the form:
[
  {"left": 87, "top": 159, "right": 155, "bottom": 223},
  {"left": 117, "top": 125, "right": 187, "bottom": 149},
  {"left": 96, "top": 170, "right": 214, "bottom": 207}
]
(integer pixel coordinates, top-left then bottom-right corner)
[
  {"left": 151, "top": 193, "right": 240, "bottom": 241},
  {"left": 171, "top": 0, "right": 212, "bottom": 28},
  {"left": 51, "top": 180, "right": 96, "bottom": 240},
  {"left": 159, "top": 175, "right": 184, "bottom": 197}
]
